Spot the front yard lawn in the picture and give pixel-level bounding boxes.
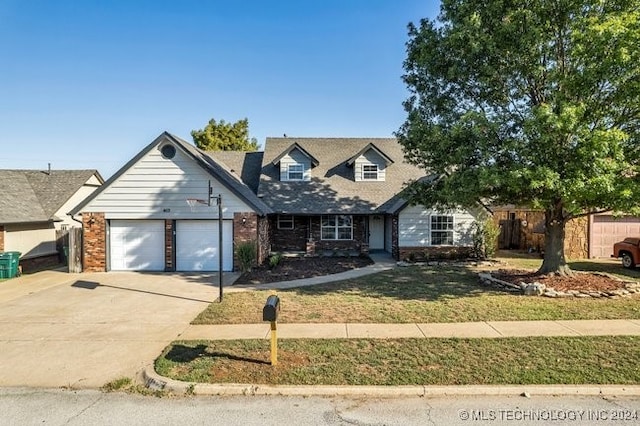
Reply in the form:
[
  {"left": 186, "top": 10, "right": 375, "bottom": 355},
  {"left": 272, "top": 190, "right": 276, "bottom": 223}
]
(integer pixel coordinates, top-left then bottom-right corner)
[
  {"left": 194, "top": 264, "right": 640, "bottom": 324},
  {"left": 156, "top": 336, "right": 640, "bottom": 385}
]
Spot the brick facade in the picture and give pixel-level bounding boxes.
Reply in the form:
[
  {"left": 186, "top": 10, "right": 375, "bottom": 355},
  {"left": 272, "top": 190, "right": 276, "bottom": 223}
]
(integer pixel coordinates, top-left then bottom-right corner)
[
  {"left": 19, "top": 254, "right": 61, "bottom": 274},
  {"left": 0, "top": 225, "right": 4, "bottom": 252},
  {"left": 391, "top": 214, "right": 399, "bottom": 260},
  {"left": 233, "top": 212, "right": 259, "bottom": 271},
  {"left": 269, "top": 216, "right": 310, "bottom": 251},
  {"left": 165, "top": 220, "right": 174, "bottom": 271},
  {"left": 398, "top": 246, "right": 473, "bottom": 262},
  {"left": 257, "top": 216, "right": 270, "bottom": 265},
  {"left": 270, "top": 215, "right": 367, "bottom": 254},
  {"left": 82, "top": 212, "right": 106, "bottom": 272}
]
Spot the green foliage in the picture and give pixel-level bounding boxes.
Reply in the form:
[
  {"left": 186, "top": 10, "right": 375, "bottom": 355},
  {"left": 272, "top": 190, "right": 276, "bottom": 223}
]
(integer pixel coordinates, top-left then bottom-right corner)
[
  {"left": 191, "top": 117, "right": 260, "bottom": 151},
  {"left": 268, "top": 252, "right": 283, "bottom": 269},
  {"left": 473, "top": 219, "right": 501, "bottom": 259},
  {"left": 398, "top": 0, "right": 640, "bottom": 272},
  {"left": 235, "top": 241, "right": 257, "bottom": 273}
]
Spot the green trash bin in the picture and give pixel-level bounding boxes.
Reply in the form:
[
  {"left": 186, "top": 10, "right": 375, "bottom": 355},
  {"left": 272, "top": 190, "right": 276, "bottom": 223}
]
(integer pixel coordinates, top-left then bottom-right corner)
[{"left": 0, "top": 252, "right": 21, "bottom": 279}]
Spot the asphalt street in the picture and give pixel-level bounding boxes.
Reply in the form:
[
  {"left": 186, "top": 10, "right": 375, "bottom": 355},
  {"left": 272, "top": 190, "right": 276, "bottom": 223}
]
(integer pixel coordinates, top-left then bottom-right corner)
[{"left": 1, "top": 388, "right": 639, "bottom": 426}]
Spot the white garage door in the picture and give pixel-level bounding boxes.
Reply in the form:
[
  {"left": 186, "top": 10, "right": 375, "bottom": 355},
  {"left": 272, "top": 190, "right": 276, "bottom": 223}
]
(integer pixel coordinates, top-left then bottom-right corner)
[
  {"left": 110, "top": 220, "right": 165, "bottom": 271},
  {"left": 591, "top": 215, "right": 640, "bottom": 258},
  {"left": 176, "top": 220, "right": 233, "bottom": 271}
]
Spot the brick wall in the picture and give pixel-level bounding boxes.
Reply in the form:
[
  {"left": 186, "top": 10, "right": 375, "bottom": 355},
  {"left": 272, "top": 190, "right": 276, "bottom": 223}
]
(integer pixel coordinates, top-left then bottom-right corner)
[
  {"left": 83, "top": 213, "right": 106, "bottom": 272},
  {"left": 270, "top": 215, "right": 368, "bottom": 254},
  {"left": 19, "top": 254, "right": 61, "bottom": 274},
  {"left": 0, "top": 225, "right": 4, "bottom": 251},
  {"left": 269, "top": 216, "right": 309, "bottom": 251},
  {"left": 398, "top": 246, "right": 473, "bottom": 262},
  {"left": 233, "top": 212, "right": 258, "bottom": 271},
  {"left": 391, "top": 215, "right": 399, "bottom": 260},
  {"left": 165, "top": 220, "right": 174, "bottom": 271},
  {"left": 257, "top": 216, "right": 270, "bottom": 265}
]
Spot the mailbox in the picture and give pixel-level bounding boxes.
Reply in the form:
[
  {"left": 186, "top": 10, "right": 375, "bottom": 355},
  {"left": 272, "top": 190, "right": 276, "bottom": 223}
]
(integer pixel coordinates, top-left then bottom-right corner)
[{"left": 263, "top": 295, "right": 280, "bottom": 322}]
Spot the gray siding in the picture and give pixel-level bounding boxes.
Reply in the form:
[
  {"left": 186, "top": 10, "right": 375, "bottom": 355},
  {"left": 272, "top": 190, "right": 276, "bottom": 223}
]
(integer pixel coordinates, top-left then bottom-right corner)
[
  {"left": 81, "top": 144, "right": 252, "bottom": 219},
  {"left": 398, "top": 205, "right": 478, "bottom": 247},
  {"left": 354, "top": 150, "right": 386, "bottom": 182},
  {"left": 279, "top": 149, "right": 311, "bottom": 181}
]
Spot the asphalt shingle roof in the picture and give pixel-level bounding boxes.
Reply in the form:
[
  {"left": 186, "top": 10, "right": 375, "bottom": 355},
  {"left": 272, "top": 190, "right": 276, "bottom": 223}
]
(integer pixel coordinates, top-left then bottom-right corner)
[
  {"left": 206, "top": 151, "right": 264, "bottom": 193},
  {"left": 0, "top": 169, "right": 100, "bottom": 224},
  {"left": 256, "top": 137, "right": 427, "bottom": 214}
]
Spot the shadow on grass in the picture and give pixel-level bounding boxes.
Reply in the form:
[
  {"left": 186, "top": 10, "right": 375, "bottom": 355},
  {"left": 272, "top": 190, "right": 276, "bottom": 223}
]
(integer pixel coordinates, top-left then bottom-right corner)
[
  {"left": 165, "top": 344, "right": 268, "bottom": 365},
  {"left": 286, "top": 265, "right": 495, "bottom": 301}
]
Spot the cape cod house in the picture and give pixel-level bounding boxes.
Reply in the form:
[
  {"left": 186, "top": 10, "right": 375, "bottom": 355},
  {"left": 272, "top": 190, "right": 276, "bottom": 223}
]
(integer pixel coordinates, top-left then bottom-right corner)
[{"left": 70, "top": 132, "right": 486, "bottom": 272}]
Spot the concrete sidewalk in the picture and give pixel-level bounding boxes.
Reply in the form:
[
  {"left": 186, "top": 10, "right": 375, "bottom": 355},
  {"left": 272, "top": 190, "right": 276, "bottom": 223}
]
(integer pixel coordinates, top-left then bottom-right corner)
[{"left": 179, "top": 319, "right": 640, "bottom": 340}]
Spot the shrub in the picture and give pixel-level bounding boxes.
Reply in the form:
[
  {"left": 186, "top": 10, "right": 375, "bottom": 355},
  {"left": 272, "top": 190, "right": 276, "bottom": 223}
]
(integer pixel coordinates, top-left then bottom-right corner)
[
  {"left": 269, "top": 252, "right": 283, "bottom": 269},
  {"left": 473, "top": 219, "right": 501, "bottom": 259},
  {"left": 235, "top": 241, "right": 257, "bottom": 273}
]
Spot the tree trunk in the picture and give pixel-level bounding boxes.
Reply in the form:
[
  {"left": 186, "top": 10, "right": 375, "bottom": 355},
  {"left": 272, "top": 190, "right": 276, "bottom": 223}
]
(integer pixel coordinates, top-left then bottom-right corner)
[{"left": 537, "top": 206, "right": 573, "bottom": 276}]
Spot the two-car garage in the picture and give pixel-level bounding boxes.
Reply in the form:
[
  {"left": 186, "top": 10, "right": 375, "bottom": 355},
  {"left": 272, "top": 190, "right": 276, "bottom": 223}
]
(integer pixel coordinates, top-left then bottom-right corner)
[{"left": 109, "top": 220, "right": 233, "bottom": 272}]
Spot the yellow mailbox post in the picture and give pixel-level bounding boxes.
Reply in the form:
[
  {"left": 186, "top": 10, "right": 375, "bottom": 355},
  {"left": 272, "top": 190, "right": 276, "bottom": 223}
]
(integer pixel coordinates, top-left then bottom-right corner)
[{"left": 262, "top": 294, "right": 280, "bottom": 366}]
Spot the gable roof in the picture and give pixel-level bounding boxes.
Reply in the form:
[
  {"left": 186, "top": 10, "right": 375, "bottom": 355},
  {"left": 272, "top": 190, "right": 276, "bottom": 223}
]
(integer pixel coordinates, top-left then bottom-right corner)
[
  {"left": 206, "top": 151, "right": 264, "bottom": 193},
  {"left": 271, "top": 142, "right": 320, "bottom": 167},
  {"left": 69, "top": 132, "right": 272, "bottom": 216},
  {"left": 345, "top": 143, "right": 394, "bottom": 167},
  {"left": 257, "top": 137, "right": 427, "bottom": 214},
  {"left": 0, "top": 169, "right": 102, "bottom": 225}
]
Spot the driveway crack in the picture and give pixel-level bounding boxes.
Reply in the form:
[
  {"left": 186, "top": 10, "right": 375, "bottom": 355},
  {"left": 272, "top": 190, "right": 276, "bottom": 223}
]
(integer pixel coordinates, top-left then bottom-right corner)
[{"left": 63, "top": 392, "right": 104, "bottom": 425}]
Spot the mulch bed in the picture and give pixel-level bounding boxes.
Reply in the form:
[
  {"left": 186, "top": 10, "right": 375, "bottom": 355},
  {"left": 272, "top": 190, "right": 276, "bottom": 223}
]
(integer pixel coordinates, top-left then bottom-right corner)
[
  {"left": 235, "top": 256, "right": 374, "bottom": 285},
  {"left": 493, "top": 269, "right": 628, "bottom": 292}
]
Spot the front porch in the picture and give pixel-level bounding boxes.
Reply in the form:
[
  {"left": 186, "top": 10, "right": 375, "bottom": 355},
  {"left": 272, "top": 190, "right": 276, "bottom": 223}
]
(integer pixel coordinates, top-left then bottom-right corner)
[{"left": 268, "top": 214, "right": 389, "bottom": 256}]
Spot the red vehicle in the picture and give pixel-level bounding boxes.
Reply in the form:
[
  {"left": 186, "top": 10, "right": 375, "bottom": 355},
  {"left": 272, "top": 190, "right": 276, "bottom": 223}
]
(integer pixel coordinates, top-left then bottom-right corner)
[{"left": 612, "top": 237, "right": 640, "bottom": 268}]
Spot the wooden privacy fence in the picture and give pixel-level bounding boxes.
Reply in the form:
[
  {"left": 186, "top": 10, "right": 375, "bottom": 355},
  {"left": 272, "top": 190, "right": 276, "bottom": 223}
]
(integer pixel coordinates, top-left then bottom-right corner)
[
  {"left": 498, "top": 219, "right": 521, "bottom": 249},
  {"left": 56, "top": 227, "right": 82, "bottom": 272}
]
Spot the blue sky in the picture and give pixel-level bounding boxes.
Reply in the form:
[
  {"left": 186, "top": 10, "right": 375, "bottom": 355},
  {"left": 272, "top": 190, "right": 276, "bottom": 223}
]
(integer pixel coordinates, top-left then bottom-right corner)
[{"left": 0, "top": 1, "right": 439, "bottom": 179}]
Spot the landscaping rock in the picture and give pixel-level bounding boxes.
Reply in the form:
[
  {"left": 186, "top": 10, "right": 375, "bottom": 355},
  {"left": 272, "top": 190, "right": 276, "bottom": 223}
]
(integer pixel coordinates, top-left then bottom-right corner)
[{"left": 523, "top": 282, "right": 545, "bottom": 296}]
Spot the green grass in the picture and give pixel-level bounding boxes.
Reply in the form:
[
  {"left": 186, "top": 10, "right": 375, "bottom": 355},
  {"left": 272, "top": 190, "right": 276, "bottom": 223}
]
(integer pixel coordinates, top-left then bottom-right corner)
[
  {"left": 156, "top": 336, "right": 640, "bottom": 385},
  {"left": 194, "top": 264, "right": 640, "bottom": 324}
]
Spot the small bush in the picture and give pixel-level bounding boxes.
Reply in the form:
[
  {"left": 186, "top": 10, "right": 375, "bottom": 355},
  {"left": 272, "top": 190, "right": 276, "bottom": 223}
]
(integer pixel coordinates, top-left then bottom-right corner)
[
  {"left": 269, "top": 252, "right": 283, "bottom": 269},
  {"left": 236, "top": 241, "right": 257, "bottom": 273},
  {"left": 473, "top": 219, "right": 501, "bottom": 259}
]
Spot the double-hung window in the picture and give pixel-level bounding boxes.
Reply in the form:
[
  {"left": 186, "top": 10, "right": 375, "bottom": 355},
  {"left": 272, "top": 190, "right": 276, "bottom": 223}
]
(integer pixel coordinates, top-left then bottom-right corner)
[
  {"left": 321, "top": 215, "right": 353, "bottom": 240},
  {"left": 277, "top": 215, "right": 294, "bottom": 230},
  {"left": 431, "top": 215, "right": 454, "bottom": 245},
  {"left": 362, "top": 164, "right": 378, "bottom": 180},
  {"left": 287, "top": 164, "right": 304, "bottom": 181}
]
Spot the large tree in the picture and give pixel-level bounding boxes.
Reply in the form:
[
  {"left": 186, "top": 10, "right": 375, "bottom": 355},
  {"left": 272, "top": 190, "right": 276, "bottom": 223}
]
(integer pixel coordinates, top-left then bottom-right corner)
[
  {"left": 192, "top": 117, "right": 260, "bottom": 151},
  {"left": 397, "top": 0, "right": 640, "bottom": 275}
]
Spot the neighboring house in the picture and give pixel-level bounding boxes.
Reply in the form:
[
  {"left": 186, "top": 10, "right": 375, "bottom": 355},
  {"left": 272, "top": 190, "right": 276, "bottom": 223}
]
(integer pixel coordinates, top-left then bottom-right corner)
[
  {"left": 492, "top": 206, "right": 640, "bottom": 259},
  {"left": 70, "top": 132, "right": 486, "bottom": 273},
  {"left": 0, "top": 169, "right": 103, "bottom": 272}
]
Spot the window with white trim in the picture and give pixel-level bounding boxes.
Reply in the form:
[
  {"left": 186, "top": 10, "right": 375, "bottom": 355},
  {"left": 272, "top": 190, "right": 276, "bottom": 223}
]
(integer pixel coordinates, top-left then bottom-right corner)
[
  {"left": 362, "top": 164, "right": 378, "bottom": 180},
  {"left": 321, "top": 215, "right": 353, "bottom": 240},
  {"left": 277, "top": 215, "right": 294, "bottom": 230},
  {"left": 287, "top": 164, "right": 304, "bottom": 180},
  {"left": 431, "top": 215, "right": 454, "bottom": 245}
]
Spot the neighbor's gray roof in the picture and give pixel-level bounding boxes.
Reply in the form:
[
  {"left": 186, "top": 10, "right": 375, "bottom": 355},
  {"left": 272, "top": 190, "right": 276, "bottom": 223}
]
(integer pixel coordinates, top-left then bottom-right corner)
[
  {"left": 257, "top": 137, "right": 427, "bottom": 214},
  {"left": 0, "top": 169, "right": 102, "bottom": 224}
]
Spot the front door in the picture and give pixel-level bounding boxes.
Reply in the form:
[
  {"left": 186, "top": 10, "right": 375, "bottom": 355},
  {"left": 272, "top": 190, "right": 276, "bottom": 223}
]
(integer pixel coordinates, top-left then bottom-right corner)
[{"left": 369, "top": 216, "right": 385, "bottom": 250}]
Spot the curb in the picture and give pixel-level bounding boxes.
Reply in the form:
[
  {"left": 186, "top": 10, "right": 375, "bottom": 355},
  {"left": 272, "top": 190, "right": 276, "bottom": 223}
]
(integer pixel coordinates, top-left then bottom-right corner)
[{"left": 141, "top": 365, "right": 640, "bottom": 397}]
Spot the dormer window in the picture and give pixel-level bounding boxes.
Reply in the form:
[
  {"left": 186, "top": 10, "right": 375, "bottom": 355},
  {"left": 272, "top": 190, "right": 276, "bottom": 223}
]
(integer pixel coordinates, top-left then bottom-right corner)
[
  {"left": 287, "top": 164, "right": 304, "bottom": 181},
  {"left": 362, "top": 164, "right": 379, "bottom": 180}
]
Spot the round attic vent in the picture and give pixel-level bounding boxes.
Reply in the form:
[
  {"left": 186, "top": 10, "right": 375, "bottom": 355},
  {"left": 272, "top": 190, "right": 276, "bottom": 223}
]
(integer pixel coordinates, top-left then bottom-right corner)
[{"left": 161, "top": 144, "right": 176, "bottom": 159}]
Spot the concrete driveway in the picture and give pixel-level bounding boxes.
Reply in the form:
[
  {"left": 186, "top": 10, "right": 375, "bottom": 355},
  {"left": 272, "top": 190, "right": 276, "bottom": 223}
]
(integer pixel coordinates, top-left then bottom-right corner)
[{"left": 0, "top": 269, "right": 236, "bottom": 388}]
